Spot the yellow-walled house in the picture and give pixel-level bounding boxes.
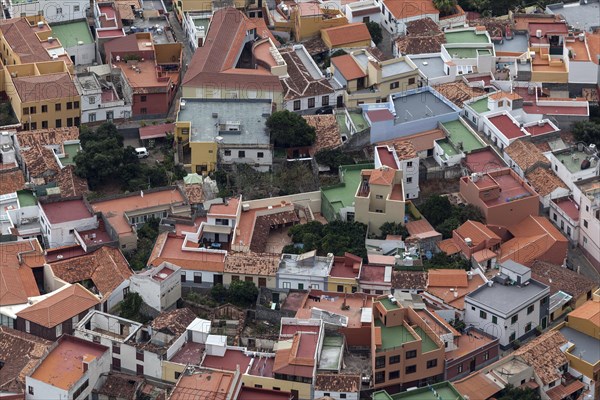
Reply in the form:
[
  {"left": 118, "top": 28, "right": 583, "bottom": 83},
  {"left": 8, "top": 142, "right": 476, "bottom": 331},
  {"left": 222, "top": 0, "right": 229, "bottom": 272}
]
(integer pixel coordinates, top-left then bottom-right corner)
[
  {"left": 321, "top": 23, "right": 372, "bottom": 50},
  {"left": 326, "top": 253, "right": 362, "bottom": 293},
  {"left": 293, "top": 3, "right": 348, "bottom": 42},
  {"left": 224, "top": 253, "right": 279, "bottom": 289},
  {"left": 174, "top": 0, "right": 247, "bottom": 22}
]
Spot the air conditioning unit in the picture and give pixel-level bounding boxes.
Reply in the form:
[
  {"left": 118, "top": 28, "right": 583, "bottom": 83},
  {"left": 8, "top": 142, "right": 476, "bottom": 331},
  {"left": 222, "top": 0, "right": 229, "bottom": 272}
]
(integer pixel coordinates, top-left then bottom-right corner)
[{"left": 48, "top": 36, "right": 54, "bottom": 43}]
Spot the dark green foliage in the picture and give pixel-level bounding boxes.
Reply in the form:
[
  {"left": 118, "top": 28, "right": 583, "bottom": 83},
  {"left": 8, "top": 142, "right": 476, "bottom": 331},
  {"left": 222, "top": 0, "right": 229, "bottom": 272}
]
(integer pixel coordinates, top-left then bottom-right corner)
[
  {"left": 120, "top": 292, "right": 143, "bottom": 320},
  {"left": 126, "top": 217, "right": 160, "bottom": 270},
  {"left": 419, "top": 195, "right": 453, "bottom": 226},
  {"left": 497, "top": 385, "right": 541, "bottom": 400},
  {"left": 286, "top": 220, "right": 367, "bottom": 259},
  {"left": 379, "top": 222, "right": 409, "bottom": 239},
  {"left": 572, "top": 120, "right": 600, "bottom": 148},
  {"left": 420, "top": 195, "right": 485, "bottom": 239},
  {"left": 267, "top": 111, "right": 316, "bottom": 148},
  {"left": 433, "top": 0, "right": 457, "bottom": 16},
  {"left": 365, "top": 22, "right": 383, "bottom": 45},
  {"left": 228, "top": 280, "right": 259, "bottom": 307},
  {"left": 0, "top": 102, "right": 18, "bottom": 126},
  {"left": 211, "top": 284, "right": 228, "bottom": 303},
  {"left": 315, "top": 148, "right": 355, "bottom": 170},
  {"left": 424, "top": 251, "right": 470, "bottom": 270}
]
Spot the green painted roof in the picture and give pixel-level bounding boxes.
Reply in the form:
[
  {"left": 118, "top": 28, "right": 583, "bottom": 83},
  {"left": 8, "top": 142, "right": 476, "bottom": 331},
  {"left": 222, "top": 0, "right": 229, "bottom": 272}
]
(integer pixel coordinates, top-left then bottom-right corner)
[
  {"left": 414, "top": 326, "right": 439, "bottom": 353},
  {"left": 50, "top": 21, "right": 93, "bottom": 48},
  {"left": 445, "top": 30, "right": 490, "bottom": 44},
  {"left": 447, "top": 47, "right": 491, "bottom": 59},
  {"left": 61, "top": 143, "right": 80, "bottom": 166},
  {"left": 379, "top": 297, "right": 399, "bottom": 311},
  {"left": 468, "top": 97, "right": 489, "bottom": 113},
  {"left": 321, "top": 163, "right": 373, "bottom": 216},
  {"left": 442, "top": 120, "right": 484, "bottom": 152},
  {"left": 375, "top": 320, "right": 416, "bottom": 351},
  {"left": 378, "top": 382, "right": 465, "bottom": 400},
  {"left": 17, "top": 190, "right": 37, "bottom": 207}
]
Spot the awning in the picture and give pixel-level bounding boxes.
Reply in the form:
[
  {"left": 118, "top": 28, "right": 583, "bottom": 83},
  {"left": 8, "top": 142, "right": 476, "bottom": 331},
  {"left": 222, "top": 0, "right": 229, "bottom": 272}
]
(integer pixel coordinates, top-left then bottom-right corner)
[
  {"left": 139, "top": 123, "right": 175, "bottom": 140},
  {"left": 202, "top": 225, "right": 232, "bottom": 235},
  {"left": 547, "top": 379, "right": 585, "bottom": 400}
]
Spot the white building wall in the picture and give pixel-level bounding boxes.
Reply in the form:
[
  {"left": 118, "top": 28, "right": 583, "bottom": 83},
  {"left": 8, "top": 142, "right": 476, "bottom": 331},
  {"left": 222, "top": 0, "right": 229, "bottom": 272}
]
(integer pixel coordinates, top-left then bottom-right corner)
[
  {"left": 314, "top": 390, "right": 358, "bottom": 400},
  {"left": 575, "top": 189, "right": 600, "bottom": 267},
  {"left": 25, "top": 376, "right": 67, "bottom": 400},
  {"left": 549, "top": 202, "right": 580, "bottom": 243},
  {"left": 400, "top": 157, "right": 419, "bottom": 199},
  {"left": 345, "top": 1, "right": 381, "bottom": 24},
  {"left": 65, "top": 43, "right": 96, "bottom": 66},
  {"left": 106, "top": 279, "right": 130, "bottom": 312},
  {"left": 181, "top": 269, "right": 220, "bottom": 286},
  {"left": 568, "top": 60, "right": 598, "bottom": 84},
  {"left": 277, "top": 274, "right": 326, "bottom": 290},
  {"left": 219, "top": 147, "right": 273, "bottom": 172},
  {"left": 11, "top": 0, "right": 88, "bottom": 22},
  {"left": 284, "top": 93, "right": 335, "bottom": 113},
  {"left": 38, "top": 207, "right": 97, "bottom": 248}
]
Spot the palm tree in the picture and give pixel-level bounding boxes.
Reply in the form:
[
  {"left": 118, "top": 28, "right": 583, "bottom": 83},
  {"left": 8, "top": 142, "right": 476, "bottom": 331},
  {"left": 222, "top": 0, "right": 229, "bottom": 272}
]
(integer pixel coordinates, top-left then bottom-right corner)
[{"left": 433, "top": 0, "right": 457, "bottom": 17}]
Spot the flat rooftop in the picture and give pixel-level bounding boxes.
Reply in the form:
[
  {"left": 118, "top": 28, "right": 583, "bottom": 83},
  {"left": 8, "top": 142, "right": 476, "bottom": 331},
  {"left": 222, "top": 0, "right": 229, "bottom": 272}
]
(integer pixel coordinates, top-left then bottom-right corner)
[
  {"left": 414, "top": 326, "right": 439, "bottom": 353},
  {"left": 447, "top": 47, "right": 492, "bottom": 58},
  {"left": 49, "top": 21, "right": 93, "bottom": 48},
  {"left": 442, "top": 120, "right": 484, "bottom": 152},
  {"left": 467, "top": 279, "right": 548, "bottom": 316},
  {"left": 547, "top": 2, "right": 600, "bottom": 32},
  {"left": 178, "top": 99, "right": 271, "bottom": 145},
  {"left": 379, "top": 297, "right": 399, "bottom": 311},
  {"left": 489, "top": 114, "right": 526, "bottom": 140},
  {"left": 374, "top": 382, "right": 463, "bottom": 400},
  {"left": 30, "top": 336, "right": 106, "bottom": 390},
  {"left": 40, "top": 199, "right": 92, "bottom": 224},
  {"left": 477, "top": 173, "right": 533, "bottom": 206},
  {"left": 322, "top": 164, "right": 373, "bottom": 216},
  {"left": 464, "top": 149, "right": 506, "bottom": 174},
  {"left": 278, "top": 253, "right": 332, "bottom": 277},
  {"left": 381, "top": 60, "right": 415, "bottom": 78},
  {"left": 553, "top": 149, "right": 592, "bottom": 174},
  {"left": 494, "top": 34, "right": 529, "bottom": 54},
  {"left": 445, "top": 30, "right": 490, "bottom": 44},
  {"left": 412, "top": 56, "right": 446, "bottom": 79},
  {"left": 392, "top": 91, "right": 456, "bottom": 122},
  {"left": 318, "top": 335, "right": 344, "bottom": 370},
  {"left": 17, "top": 190, "right": 37, "bottom": 207},
  {"left": 469, "top": 97, "right": 489, "bottom": 113},
  {"left": 559, "top": 326, "right": 600, "bottom": 365},
  {"left": 296, "top": 292, "right": 374, "bottom": 328},
  {"left": 375, "top": 320, "right": 416, "bottom": 351},
  {"left": 170, "top": 342, "right": 204, "bottom": 365}
]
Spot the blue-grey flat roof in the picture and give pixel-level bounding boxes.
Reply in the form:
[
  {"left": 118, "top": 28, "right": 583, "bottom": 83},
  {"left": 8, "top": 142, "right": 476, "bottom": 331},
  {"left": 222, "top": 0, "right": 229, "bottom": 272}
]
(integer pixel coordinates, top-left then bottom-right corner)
[
  {"left": 547, "top": 2, "right": 600, "bottom": 32},
  {"left": 467, "top": 279, "right": 549, "bottom": 315},
  {"left": 178, "top": 99, "right": 271, "bottom": 145},
  {"left": 413, "top": 56, "right": 446, "bottom": 79},
  {"left": 559, "top": 326, "right": 600, "bottom": 365},
  {"left": 494, "top": 34, "right": 529, "bottom": 53},
  {"left": 392, "top": 91, "right": 455, "bottom": 122},
  {"left": 501, "top": 260, "right": 530, "bottom": 276}
]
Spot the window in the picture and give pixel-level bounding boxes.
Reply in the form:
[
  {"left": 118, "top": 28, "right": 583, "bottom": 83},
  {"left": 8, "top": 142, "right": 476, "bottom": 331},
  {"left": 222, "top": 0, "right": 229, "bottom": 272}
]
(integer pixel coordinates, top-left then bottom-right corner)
[
  {"left": 389, "top": 370, "right": 400, "bottom": 380},
  {"left": 137, "top": 364, "right": 144, "bottom": 375},
  {"left": 141, "top": 108, "right": 147, "bottom": 115},
  {"left": 375, "top": 356, "right": 385, "bottom": 369},
  {"left": 553, "top": 213, "right": 558, "bottom": 221},
  {"left": 541, "top": 296, "right": 548, "bottom": 305},
  {"left": 427, "top": 359, "right": 437, "bottom": 369},
  {"left": 297, "top": 283, "right": 304, "bottom": 290},
  {"left": 245, "top": 277, "right": 253, "bottom": 283},
  {"left": 224, "top": 150, "right": 231, "bottom": 156},
  {"left": 375, "top": 195, "right": 383, "bottom": 199},
  {"left": 457, "top": 364, "right": 463, "bottom": 373},
  {"left": 511, "top": 315, "right": 519, "bottom": 324},
  {"left": 375, "top": 371, "right": 385, "bottom": 384},
  {"left": 232, "top": 275, "right": 240, "bottom": 281},
  {"left": 67, "top": 102, "right": 73, "bottom": 110},
  {"left": 73, "top": 379, "right": 88, "bottom": 399},
  {"left": 363, "top": 16, "right": 370, "bottom": 23},
  {"left": 390, "top": 81, "right": 399, "bottom": 89},
  {"left": 238, "top": 150, "right": 246, "bottom": 158},
  {"left": 408, "top": 77, "right": 416, "bottom": 85},
  {"left": 25, "top": 320, "right": 30, "bottom": 333},
  {"left": 89, "top": 113, "right": 96, "bottom": 122},
  {"left": 525, "top": 322, "right": 532, "bottom": 332},
  {"left": 175, "top": 371, "right": 181, "bottom": 380},
  {"left": 337, "top": 285, "right": 344, "bottom": 292},
  {"left": 23, "top": 107, "right": 29, "bottom": 115},
  {"left": 74, "top": 101, "right": 79, "bottom": 109},
  {"left": 406, "top": 350, "right": 417, "bottom": 359},
  {"left": 42, "top": 121, "right": 48, "bottom": 129},
  {"left": 181, "top": 272, "right": 186, "bottom": 282},
  {"left": 389, "top": 355, "right": 400, "bottom": 364},
  {"left": 28, "top": 386, "right": 34, "bottom": 395},
  {"left": 308, "top": 98, "right": 315, "bottom": 108},
  {"left": 41, "top": 105, "right": 47, "bottom": 113},
  {"left": 193, "top": 272, "right": 202, "bottom": 284},
  {"left": 55, "top": 103, "right": 62, "bottom": 111},
  {"left": 55, "top": 324, "right": 62, "bottom": 337},
  {"left": 584, "top": 220, "right": 588, "bottom": 229},
  {"left": 74, "top": 5, "right": 80, "bottom": 12},
  {"left": 141, "top": 95, "right": 147, "bottom": 102},
  {"left": 509, "top": 332, "right": 516, "bottom": 342},
  {"left": 407, "top": 161, "right": 413, "bottom": 168},
  {"left": 480, "top": 310, "right": 487, "bottom": 319},
  {"left": 340, "top": 395, "right": 346, "bottom": 399},
  {"left": 56, "top": 7, "right": 62, "bottom": 14},
  {"left": 527, "top": 304, "right": 534, "bottom": 315},
  {"left": 257, "top": 152, "right": 264, "bottom": 158},
  {"left": 30, "top": 106, "right": 36, "bottom": 114},
  {"left": 67, "top": 117, "right": 73, "bottom": 127},
  {"left": 405, "top": 365, "right": 416, "bottom": 374},
  {"left": 282, "top": 282, "right": 291, "bottom": 289},
  {"left": 322, "top": 96, "right": 329, "bottom": 106},
  {"left": 136, "top": 350, "right": 144, "bottom": 361},
  {"left": 407, "top": 177, "right": 412, "bottom": 183},
  {"left": 586, "top": 205, "right": 589, "bottom": 212},
  {"left": 54, "top": 119, "right": 61, "bottom": 128},
  {"left": 75, "top": 117, "right": 80, "bottom": 126},
  {"left": 293, "top": 100, "right": 301, "bottom": 111},
  {"left": 492, "top": 316, "right": 498, "bottom": 324}
]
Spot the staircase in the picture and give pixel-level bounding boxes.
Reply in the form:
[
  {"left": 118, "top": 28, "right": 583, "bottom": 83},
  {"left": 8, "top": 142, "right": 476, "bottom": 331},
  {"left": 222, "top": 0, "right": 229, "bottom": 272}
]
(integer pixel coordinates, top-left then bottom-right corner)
[{"left": 294, "top": 203, "right": 314, "bottom": 222}]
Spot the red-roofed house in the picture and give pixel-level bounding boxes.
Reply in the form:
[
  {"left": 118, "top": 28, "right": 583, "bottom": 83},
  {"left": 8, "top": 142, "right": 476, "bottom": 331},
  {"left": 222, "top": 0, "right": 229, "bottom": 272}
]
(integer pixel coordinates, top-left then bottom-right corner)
[
  {"left": 38, "top": 199, "right": 97, "bottom": 248},
  {"left": 327, "top": 253, "right": 363, "bottom": 293},
  {"left": 321, "top": 22, "right": 372, "bottom": 49}
]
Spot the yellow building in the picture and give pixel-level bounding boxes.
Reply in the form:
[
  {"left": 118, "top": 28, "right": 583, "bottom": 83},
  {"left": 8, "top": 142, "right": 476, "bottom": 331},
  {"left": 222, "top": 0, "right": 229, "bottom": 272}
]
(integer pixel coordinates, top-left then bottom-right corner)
[
  {"left": 330, "top": 50, "right": 420, "bottom": 107},
  {"left": 223, "top": 253, "right": 279, "bottom": 289},
  {"left": 321, "top": 23, "right": 372, "bottom": 50},
  {"left": 326, "top": 253, "right": 362, "bottom": 293},
  {"left": 354, "top": 166, "right": 406, "bottom": 236},
  {"left": 4, "top": 61, "right": 80, "bottom": 130},
  {"left": 174, "top": 0, "right": 247, "bottom": 22},
  {"left": 293, "top": 3, "right": 348, "bottom": 42}
]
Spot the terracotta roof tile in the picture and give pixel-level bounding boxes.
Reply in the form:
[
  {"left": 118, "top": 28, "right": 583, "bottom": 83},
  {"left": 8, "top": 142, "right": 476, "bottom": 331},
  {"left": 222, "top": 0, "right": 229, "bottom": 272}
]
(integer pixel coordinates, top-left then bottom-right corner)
[
  {"left": 49, "top": 246, "right": 133, "bottom": 298},
  {"left": 525, "top": 167, "right": 567, "bottom": 197},
  {"left": 279, "top": 47, "right": 334, "bottom": 100},
  {"left": 454, "top": 372, "right": 502, "bottom": 400},
  {"left": 0, "top": 169, "right": 25, "bottom": 195},
  {"left": 225, "top": 252, "right": 279, "bottom": 276},
  {"left": 433, "top": 82, "right": 486, "bottom": 107},
  {"left": 406, "top": 17, "right": 442, "bottom": 36},
  {"left": 405, "top": 218, "right": 440, "bottom": 240},
  {"left": 321, "top": 23, "right": 371, "bottom": 47},
  {"left": 314, "top": 374, "right": 361, "bottom": 393},
  {"left": 378, "top": 129, "right": 445, "bottom": 153},
  {"left": 151, "top": 307, "right": 196, "bottom": 337},
  {"left": 514, "top": 330, "right": 568, "bottom": 385},
  {"left": 391, "top": 271, "right": 427, "bottom": 290},
  {"left": 455, "top": 220, "right": 501, "bottom": 246},
  {"left": 0, "top": 239, "right": 44, "bottom": 306},
  {"left": 505, "top": 140, "right": 549, "bottom": 172},
  {"left": 568, "top": 299, "right": 600, "bottom": 329},
  {"left": 302, "top": 36, "right": 329, "bottom": 56},
  {"left": 56, "top": 165, "right": 89, "bottom": 197},
  {"left": 16, "top": 284, "right": 100, "bottom": 328},
  {"left": 12, "top": 73, "right": 78, "bottom": 103},
  {"left": 0, "top": 18, "right": 52, "bottom": 64},
  {"left": 368, "top": 167, "right": 395, "bottom": 186},
  {"left": 428, "top": 269, "right": 468, "bottom": 288},
  {"left": 0, "top": 326, "right": 51, "bottom": 393},
  {"left": 384, "top": 0, "right": 439, "bottom": 20},
  {"left": 303, "top": 115, "right": 342, "bottom": 152},
  {"left": 530, "top": 260, "right": 597, "bottom": 300},
  {"left": 95, "top": 373, "right": 144, "bottom": 398},
  {"left": 331, "top": 54, "right": 366, "bottom": 81},
  {"left": 395, "top": 34, "right": 445, "bottom": 55},
  {"left": 392, "top": 140, "right": 417, "bottom": 160}
]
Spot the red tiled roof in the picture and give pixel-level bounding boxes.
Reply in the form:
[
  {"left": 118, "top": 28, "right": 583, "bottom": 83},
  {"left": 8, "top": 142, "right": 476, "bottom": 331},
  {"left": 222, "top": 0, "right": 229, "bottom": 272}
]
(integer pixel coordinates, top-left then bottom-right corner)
[
  {"left": 368, "top": 167, "right": 395, "bottom": 186},
  {"left": 331, "top": 54, "right": 366, "bottom": 81},
  {"left": 428, "top": 269, "right": 468, "bottom": 288},
  {"left": 488, "top": 114, "right": 526, "bottom": 140},
  {"left": 12, "top": 73, "right": 78, "bottom": 103},
  {"left": 16, "top": 284, "right": 99, "bottom": 328},
  {"left": 0, "top": 240, "right": 44, "bottom": 306},
  {"left": 139, "top": 123, "right": 175, "bottom": 140},
  {"left": 321, "top": 23, "right": 371, "bottom": 47},
  {"left": 0, "top": 169, "right": 25, "bottom": 195},
  {"left": 384, "top": 0, "right": 439, "bottom": 20},
  {"left": 0, "top": 18, "right": 51, "bottom": 64}
]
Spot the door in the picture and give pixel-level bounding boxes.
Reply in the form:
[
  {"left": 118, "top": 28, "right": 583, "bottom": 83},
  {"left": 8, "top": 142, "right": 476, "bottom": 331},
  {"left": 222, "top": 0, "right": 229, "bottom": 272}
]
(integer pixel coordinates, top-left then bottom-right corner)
[
  {"left": 469, "top": 357, "right": 476, "bottom": 372},
  {"left": 258, "top": 278, "right": 266, "bottom": 287},
  {"left": 336, "top": 95, "right": 343, "bottom": 107},
  {"left": 291, "top": 390, "right": 299, "bottom": 400},
  {"left": 272, "top": 292, "right": 280, "bottom": 304},
  {"left": 214, "top": 274, "right": 223, "bottom": 285},
  {"left": 113, "top": 357, "right": 121, "bottom": 371}
]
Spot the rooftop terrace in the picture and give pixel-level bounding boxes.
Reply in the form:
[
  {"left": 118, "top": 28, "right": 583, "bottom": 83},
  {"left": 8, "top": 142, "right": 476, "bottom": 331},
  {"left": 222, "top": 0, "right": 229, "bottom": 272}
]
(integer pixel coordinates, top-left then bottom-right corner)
[
  {"left": 445, "top": 30, "right": 490, "bottom": 44},
  {"left": 554, "top": 148, "right": 595, "bottom": 174},
  {"left": 373, "top": 382, "right": 464, "bottom": 400},
  {"left": 467, "top": 279, "right": 548, "bottom": 316},
  {"left": 49, "top": 21, "right": 93, "bottom": 48},
  {"left": 468, "top": 97, "right": 489, "bottom": 113},
  {"left": 322, "top": 164, "right": 373, "bottom": 216},
  {"left": 391, "top": 90, "right": 456, "bottom": 122},
  {"left": 442, "top": 120, "right": 484, "bottom": 152},
  {"left": 375, "top": 320, "right": 416, "bottom": 351},
  {"left": 559, "top": 326, "right": 600, "bottom": 365}
]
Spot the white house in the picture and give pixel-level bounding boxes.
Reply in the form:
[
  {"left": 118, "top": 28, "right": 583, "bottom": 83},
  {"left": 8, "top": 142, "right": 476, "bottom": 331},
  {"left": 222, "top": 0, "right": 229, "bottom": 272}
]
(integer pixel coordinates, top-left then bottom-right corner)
[
  {"left": 573, "top": 177, "right": 600, "bottom": 271},
  {"left": 374, "top": 144, "right": 420, "bottom": 200},
  {"left": 373, "top": 0, "right": 439, "bottom": 35},
  {"left": 314, "top": 374, "right": 361, "bottom": 400},
  {"left": 25, "top": 335, "right": 110, "bottom": 400},
  {"left": 74, "top": 72, "right": 131, "bottom": 123},
  {"left": 6, "top": 0, "right": 89, "bottom": 22},
  {"left": 38, "top": 199, "right": 97, "bottom": 248},
  {"left": 183, "top": 12, "right": 211, "bottom": 50},
  {"left": 277, "top": 251, "right": 334, "bottom": 291},
  {"left": 545, "top": 143, "right": 600, "bottom": 191},
  {"left": 465, "top": 260, "right": 550, "bottom": 349},
  {"left": 345, "top": 0, "right": 382, "bottom": 24},
  {"left": 130, "top": 262, "right": 182, "bottom": 313}
]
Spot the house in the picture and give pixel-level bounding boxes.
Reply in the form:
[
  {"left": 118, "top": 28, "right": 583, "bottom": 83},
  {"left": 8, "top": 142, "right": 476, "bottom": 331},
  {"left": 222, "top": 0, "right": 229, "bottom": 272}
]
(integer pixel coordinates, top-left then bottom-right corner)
[
  {"left": 345, "top": 0, "right": 381, "bottom": 25},
  {"left": 374, "top": 0, "right": 439, "bottom": 35},
  {"left": 503, "top": 139, "right": 551, "bottom": 178},
  {"left": 313, "top": 374, "right": 361, "bottom": 400},
  {"left": 279, "top": 45, "right": 336, "bottom": 113},
  {"left": 90, "top": 187, "right": 189, "bottom": 251},
  {"left": 393, "top": 17, "right": 445, "bottom": 57},
  {"left": 459, "top": 168, "right": 539, "bottom": 227},
  {"left": 374, "top": 143, "right": 420, "bottom": 199},
  {"left": 129, "top": 262, "right": 181, "bottom": 313},
  {"left": 173, "top": 0, "right": 246, "bottom": 23},
  {"left": 330, "top": 49, "right": 420, "bottom": 107},
  {"left": 373, "top": 382, "right": 465, "bottom": 400},
  {"left": 433, "top": 118, "right": 486, "bottom": 168},
  {"left": 546, "top": 143, "right": 599, "bottom": 192},
  {"left": 321, "top": 23, "right": 372, "bottom": 50},
  {"left": 38, "top": 199, "right": 97, "bottom": 248},
  {"left": 359, "top": 264, "right": 392, "bottom": 295},
  {"left": 4, "top": 0, "right": 88, "bottom": 22},
  {"left": 169, "top": 368, "right": 242, "bottom": 400},
  {"left": 25, "top": 335, "right": 110, "bottom": 400},
  {"left": 444, "top": 326, "right": 499, "bottom": 381},
  {"left": 573, "top": 177, "right": 600, "bottom": 271},
  {"left": 464, "top": 260, "right": 550, "bottom": 349},
  {"left": 175, "top": 98, "right": 273, "bottom": 174},
  {"left": 404, "top": 218, "right": 442, "bottom": 255},
  {"left": 549, "top": 195, "right": 580, "bottom": 244},
  {"left": 437, "top": 220, "right": 501, "bottom": 269},
  {"left": 93, "top": 372, "right": 167, "bottom": 400},
  {"left": 525, "top": 166, "right": 569, "bottom": 209},
  {"left": 48, "top": 21, "right": 96, "bottom": 65},
  {"left": 103, "top": 32, "right": 182, "bottom": 118},
  {"left": 527, "top": 21, "right": 570, "bottom": 83},
  {"left": 462, "top": 147, "right": 507, "bottom": 175},
  {"left": 15, "top": 283, "right": 100, "bottom": 341},
  {"left": 182, "top": 8, "right": 283, "bottom": 106},
  {"left": 182, "top": 11, "right": 212, "bottom": 50},
  {"left": 46, "top": 246, "right": 133, "bottom": 313},
  {"left": 223, "top": 252, "right": 279, "bottom": 289},
  {"left": 277, "top": 251, "right": 334, "bottom": 291},
  {"left": 422, "top": 268, "right": 486, "bottom": 318},
  {"left": 0, "top": 326, "right": 51, "bottom": 395},
  {"left": 371, "top": 295, "right": 446, "bottom": 391},
  {"left": 73, "top": 310, "right": 143, "bottom": 375},
  {"left": 391, "top": 271, "right": 427, "bottom": 295},
  {"left": 321, "top": 163, "right": 374, "bottom": 222},
  {"left": 366, "top": 236, "right": 422, "bottom": 269},
  {"left": 74, "top": 71, "right": 131, "bottom": 123},
  {"left": 355, "top": 166, "right": 406, "bottom": 236},
  {"left": 292, "top": 2, "right": 348, "bottom": 42},
  {"left": 327, "top": 253, "right": 362, "bottom": 293}
]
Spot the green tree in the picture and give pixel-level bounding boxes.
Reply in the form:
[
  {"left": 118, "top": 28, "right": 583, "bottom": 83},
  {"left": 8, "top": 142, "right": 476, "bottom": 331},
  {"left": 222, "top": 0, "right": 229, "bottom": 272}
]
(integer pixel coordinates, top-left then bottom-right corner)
[
  {"left": 365, "top": 21, "right": 383, "bottom": 46},
  {"left": 126, "top": 217, "right": 160, "bottom": 270},
  {"left": 419, "top": 195, "right": 453, "bottom": 227},
  {"left": 120, "top": 292, "right": 143, "bottom": 320},
  {"left": 572, "top": 120, "right": 600, "bottom": 148},
  {"left": 267, "top": 110, "right": 316, "bottom": 148},
  {"left": 211, "top": 284, "right": 228, "bottom": 303},
  {"left": 379, "top": 222, "right": 409, "bottom": 239},
  {"left": 0, "top": 102, "right": 18, "bottom": 126},
  {"left": 315, "top": 148, "right": 355, "bottom": 171},
  {"left": 433, "top": 0, "right": 457, "bottom": 16},
  {"left": 228, "top": 280, "right": 259, "bottom": 307},
  {"left": 287, "top": 220, "right": 367, "bottom": 259},
  {"left": 455, "top": 204, "right": 485, "bottom": 224},
  {"left": 497, "top": 385, "right": 541, "bottom": 400},
  {"left": 425, "top": 251, "right": 469, "bottom": 270},
  {"left": 436, "top": 216, "right": 461, "bottom": 239}
]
